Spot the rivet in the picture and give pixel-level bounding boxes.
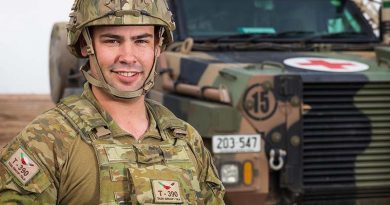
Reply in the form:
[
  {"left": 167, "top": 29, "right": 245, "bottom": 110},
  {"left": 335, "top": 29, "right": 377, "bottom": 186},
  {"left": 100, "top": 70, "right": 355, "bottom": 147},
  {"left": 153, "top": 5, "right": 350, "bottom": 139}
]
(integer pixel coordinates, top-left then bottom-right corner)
[
  {"left": 271, "top": 132, "right": 282, "bottom": 143},
  {"left": 290, "top": 135, "right": 300, "bottom": 147},
  {"left": 290, "top": 96, "right": 300, "bottom": 107}
]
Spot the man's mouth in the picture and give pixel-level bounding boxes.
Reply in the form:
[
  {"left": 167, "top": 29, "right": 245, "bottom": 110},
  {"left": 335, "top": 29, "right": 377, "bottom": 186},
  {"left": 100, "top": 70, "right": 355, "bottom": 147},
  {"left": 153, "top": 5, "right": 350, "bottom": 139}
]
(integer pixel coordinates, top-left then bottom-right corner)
[
  {"left": 111, "top": 70, "right": 143, "bottom": 84},
  {"left": 115, "top": 71, "right": 139, "bottom": 77}
]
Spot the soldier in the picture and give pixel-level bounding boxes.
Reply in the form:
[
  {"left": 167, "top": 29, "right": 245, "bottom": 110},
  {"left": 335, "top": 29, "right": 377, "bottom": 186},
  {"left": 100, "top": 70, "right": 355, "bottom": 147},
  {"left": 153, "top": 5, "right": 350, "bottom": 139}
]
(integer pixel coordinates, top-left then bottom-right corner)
[{"left": 0, "top": 0, "right": 225, "bottom": 204}]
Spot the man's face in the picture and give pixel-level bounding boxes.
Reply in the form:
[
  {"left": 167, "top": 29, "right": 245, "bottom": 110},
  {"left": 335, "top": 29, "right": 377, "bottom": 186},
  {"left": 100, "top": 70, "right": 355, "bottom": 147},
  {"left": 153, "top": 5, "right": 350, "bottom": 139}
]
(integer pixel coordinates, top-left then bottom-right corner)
[{"left": 83, "top": 25, "right": 160, "bottom": 93}]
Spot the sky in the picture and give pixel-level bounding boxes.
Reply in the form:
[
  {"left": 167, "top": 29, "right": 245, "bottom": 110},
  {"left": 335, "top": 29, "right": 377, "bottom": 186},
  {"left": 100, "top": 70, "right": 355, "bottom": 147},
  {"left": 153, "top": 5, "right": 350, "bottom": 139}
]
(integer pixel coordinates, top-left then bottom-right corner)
[{"left": 0, "top": 0, "right": 74, "bottom": 94}]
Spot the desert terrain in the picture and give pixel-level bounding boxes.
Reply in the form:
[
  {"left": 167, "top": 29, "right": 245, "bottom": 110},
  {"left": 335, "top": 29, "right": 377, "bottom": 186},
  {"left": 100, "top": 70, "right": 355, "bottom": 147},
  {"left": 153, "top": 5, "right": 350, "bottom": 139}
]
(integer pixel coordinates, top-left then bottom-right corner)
[{"left": 0, "top": 95, "right": 54, "bottom": 149}]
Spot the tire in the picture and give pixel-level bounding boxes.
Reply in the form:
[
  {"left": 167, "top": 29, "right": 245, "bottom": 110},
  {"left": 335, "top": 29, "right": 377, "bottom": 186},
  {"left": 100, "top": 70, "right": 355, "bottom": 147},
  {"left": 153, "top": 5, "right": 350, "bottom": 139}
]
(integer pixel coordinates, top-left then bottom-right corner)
[{"left": 49, "top": 22, "right": 78, "bottom": 103}]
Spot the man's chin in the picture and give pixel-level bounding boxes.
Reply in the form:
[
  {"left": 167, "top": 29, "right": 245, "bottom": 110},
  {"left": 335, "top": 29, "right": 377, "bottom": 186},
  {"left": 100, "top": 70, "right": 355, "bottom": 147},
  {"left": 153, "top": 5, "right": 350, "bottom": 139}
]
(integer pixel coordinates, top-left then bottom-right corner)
[
  {"left": 112, "top": 85, "right": 146, "bottom": 94},
  {"left": 116, "top": 86, "right": 142, "bottom": 93}
]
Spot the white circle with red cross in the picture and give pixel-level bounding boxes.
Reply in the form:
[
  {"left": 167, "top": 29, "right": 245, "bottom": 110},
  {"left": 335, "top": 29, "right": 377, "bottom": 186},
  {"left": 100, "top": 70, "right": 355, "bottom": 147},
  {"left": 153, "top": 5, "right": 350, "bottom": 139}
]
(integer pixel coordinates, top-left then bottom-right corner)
[{"left": 283, "top": 57, "right": 369, "bottom": 72}]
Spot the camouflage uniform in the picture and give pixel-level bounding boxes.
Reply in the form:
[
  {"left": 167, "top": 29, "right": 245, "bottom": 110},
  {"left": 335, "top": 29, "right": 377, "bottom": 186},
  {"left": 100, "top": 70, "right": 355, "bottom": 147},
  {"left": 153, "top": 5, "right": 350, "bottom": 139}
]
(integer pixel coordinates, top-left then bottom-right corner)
[{"left": 0, "top": 83, "right": 225, "bottom": 204}]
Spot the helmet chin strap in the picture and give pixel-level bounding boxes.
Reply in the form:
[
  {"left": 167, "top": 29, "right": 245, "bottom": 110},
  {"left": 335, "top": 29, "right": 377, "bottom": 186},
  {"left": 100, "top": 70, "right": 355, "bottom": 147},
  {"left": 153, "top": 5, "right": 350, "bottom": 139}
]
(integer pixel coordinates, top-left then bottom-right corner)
[{"left": 80, "top": 29, "right": 159, "bottom": 99}]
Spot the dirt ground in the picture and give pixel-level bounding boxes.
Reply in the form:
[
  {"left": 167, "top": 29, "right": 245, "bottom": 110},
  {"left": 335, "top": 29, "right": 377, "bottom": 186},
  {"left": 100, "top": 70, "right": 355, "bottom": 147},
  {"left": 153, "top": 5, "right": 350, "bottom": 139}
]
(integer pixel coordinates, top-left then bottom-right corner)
[{"left": 0, "top": 95, "right": 54, "bottom": 149}]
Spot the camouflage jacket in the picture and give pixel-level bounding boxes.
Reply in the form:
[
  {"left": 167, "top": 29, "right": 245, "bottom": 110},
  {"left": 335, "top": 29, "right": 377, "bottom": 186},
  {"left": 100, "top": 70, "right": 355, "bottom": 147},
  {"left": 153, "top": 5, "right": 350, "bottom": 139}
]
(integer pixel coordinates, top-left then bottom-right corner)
[{"left": 0, "top": 84, "right": 225, "bottom": 204}]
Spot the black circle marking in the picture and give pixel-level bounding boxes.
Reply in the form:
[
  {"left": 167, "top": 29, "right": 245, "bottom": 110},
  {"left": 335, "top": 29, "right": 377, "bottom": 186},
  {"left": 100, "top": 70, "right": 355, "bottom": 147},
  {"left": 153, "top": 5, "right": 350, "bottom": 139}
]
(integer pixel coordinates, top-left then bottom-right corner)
[{"left": 243, "top": 83, "right": 277, "bottom": 121}]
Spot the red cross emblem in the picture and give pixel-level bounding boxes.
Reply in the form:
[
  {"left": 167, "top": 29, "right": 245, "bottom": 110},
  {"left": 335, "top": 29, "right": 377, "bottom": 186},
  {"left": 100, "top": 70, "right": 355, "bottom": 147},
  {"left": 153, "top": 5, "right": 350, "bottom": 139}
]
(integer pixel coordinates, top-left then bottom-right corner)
[
  {"left": 283, "top": 57, "right": 369, "bottom": 72},
  {"left": 298, "top": 59, "right": 354, "bottom": 69}
]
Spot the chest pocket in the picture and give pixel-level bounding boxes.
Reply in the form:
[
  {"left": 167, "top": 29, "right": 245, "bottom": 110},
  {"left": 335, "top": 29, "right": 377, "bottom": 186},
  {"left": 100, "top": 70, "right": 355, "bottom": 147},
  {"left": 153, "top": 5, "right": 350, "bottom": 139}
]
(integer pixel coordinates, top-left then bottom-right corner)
[
  {"left": 128, "top": 144, "right": 201, "bottom": 205},
  {"left": 93, "top": 144, "right": 135, "bottom": 204}
]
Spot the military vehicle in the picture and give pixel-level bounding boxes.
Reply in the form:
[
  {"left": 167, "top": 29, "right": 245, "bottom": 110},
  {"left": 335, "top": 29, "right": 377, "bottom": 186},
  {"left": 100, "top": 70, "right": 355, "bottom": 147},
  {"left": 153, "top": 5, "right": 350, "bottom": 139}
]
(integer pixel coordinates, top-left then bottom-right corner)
[{"left": 49, "top": 0, "right": 390, "bottom": 204}]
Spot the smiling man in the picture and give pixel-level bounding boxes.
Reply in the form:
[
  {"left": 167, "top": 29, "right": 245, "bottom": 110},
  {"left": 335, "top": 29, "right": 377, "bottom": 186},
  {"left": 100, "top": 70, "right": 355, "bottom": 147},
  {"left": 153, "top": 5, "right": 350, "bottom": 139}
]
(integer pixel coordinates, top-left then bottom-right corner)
[{"left": 0, "top": 0, "right": 225, "bottom": 204}]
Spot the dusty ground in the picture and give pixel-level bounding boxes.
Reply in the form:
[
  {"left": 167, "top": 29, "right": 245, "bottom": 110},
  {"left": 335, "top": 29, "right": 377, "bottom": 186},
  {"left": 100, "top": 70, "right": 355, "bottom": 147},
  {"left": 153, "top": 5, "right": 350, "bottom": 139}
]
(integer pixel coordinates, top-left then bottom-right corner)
[{"left": 0, "top": 95, "right": 54, "bottom": 149}]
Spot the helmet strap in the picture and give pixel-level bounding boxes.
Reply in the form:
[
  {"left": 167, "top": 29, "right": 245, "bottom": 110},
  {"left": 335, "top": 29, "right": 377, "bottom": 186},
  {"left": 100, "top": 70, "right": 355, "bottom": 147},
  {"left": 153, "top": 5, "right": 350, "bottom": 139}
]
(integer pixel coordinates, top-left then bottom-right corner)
[{"left": 80, "top": 28, "right": 160, "bottom": 99}]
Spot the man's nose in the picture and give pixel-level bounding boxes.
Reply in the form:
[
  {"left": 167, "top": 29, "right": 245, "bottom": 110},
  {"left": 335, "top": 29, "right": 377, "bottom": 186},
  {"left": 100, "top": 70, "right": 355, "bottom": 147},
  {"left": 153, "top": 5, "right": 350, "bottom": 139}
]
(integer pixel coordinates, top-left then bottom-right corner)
[{"left": 118, "top": 43, "right": 137, "bottom": 64}]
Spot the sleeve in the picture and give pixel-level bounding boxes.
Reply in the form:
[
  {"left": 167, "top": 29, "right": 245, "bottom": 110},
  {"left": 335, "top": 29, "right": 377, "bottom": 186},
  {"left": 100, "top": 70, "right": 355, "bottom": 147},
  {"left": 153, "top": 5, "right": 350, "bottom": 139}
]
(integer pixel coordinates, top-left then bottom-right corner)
[
  {"left": 185, "top": 124, "right": 225, "bottom": 205},
  {"left": 0, "top": 109, "right": 76, "bottom": 205},
  {"left": 200, "top": 148, "right": 226, "bottom": 205},
  {"left": 0, "top": 137, "right": 57, "bottom": 205}
]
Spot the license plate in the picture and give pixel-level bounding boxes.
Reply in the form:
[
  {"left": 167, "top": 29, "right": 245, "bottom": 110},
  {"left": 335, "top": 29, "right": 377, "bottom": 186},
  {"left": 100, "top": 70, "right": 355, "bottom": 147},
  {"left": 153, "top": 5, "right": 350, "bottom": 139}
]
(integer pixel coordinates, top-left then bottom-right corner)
[{"left": 212, "top": 134, "right": 261, "bottom": 153}]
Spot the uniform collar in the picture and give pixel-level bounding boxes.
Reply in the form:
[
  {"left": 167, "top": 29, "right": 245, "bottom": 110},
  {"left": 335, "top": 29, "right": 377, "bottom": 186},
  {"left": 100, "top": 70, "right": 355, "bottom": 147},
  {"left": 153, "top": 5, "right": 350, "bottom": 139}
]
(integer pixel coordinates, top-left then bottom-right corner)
[{"left": 81, "top": 83, "right": 162, "bottom": 140}]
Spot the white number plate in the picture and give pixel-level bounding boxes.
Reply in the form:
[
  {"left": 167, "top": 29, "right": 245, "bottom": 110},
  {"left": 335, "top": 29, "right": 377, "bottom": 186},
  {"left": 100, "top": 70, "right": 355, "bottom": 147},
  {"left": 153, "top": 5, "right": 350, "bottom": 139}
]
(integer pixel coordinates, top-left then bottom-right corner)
[{"left": 212, "top": 134, "right": 261, "bottom": 153}]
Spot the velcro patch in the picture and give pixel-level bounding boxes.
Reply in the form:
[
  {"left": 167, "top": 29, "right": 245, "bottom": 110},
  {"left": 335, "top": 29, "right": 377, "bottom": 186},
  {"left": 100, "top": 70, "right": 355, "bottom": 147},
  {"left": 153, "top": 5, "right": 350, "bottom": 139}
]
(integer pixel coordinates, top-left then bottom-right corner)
[
  {"left": 152, "top": 180, "right": 183, "bottom": 203},
  {"left": 5, "top": 148, "right": 40, "bottom": 185}
]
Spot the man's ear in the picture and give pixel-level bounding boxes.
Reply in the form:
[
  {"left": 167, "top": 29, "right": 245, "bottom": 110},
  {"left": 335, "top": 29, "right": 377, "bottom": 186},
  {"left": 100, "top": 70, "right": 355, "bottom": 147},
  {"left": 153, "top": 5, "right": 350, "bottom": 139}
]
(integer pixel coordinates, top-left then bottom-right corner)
[
  {"left": 81, "top": 46, "right": 88, "bottom": 57},
  {"left": 155, "top": 46, "right": 161, "bottom": 57},
  {"left": 79, "top": 37, "right": 89, "bottom": 57}
]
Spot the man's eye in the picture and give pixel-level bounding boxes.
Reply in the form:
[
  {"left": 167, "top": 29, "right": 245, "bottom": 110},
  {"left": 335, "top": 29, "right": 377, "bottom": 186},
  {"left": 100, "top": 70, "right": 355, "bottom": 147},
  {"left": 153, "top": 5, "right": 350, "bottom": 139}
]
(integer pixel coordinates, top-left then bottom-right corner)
[
  {"left": 136, "top": 39, "right": 149, "bottom": 44},
  {"left": 104, "top": 40, "right": 119, "bottom": 45}
]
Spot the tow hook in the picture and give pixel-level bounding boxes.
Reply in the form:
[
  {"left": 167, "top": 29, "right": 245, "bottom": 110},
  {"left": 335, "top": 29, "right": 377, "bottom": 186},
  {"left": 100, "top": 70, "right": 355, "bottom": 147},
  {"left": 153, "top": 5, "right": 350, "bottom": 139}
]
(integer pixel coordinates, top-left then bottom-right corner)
[{"left": 269, "top": 149, "right": 287, "bottom": 171}]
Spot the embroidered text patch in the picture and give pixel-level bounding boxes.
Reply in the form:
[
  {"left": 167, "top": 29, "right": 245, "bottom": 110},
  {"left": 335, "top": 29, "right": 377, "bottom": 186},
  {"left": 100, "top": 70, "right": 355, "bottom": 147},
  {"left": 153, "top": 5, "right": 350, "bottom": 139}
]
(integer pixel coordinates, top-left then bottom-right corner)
[
  {"left": 152, "top": 180, "right": 183, "bottom": 203},
  {"left": 5, "top": 148, "right": 40, "bottom": 184}
]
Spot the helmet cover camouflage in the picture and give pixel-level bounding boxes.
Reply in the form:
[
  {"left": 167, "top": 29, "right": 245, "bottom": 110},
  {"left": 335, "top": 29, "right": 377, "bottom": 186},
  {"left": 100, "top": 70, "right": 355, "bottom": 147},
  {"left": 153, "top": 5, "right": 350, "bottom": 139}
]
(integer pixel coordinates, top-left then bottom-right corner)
[{"left": 67, "top": 0, "right": 176, "bottom": 58}]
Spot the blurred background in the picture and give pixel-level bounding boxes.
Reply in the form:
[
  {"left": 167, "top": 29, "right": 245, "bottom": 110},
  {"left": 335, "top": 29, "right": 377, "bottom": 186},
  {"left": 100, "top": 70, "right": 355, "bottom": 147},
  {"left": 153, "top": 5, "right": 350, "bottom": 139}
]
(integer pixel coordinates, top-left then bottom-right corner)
[
  {"left": 0, "top": 0, "right": 382, "bottom": 94},
  {"left": 0, "top": 0, "right": 74, "bottom": 147},
  {"left": 0, "top": 0, "right": 73, "bottom": 94}
]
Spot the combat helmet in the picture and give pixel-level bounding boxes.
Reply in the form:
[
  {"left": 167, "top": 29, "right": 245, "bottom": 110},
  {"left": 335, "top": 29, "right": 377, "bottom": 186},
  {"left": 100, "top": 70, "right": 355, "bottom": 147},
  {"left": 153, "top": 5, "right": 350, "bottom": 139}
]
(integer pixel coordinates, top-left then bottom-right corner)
[{"left": 67, "top": 0, "right": 176, "bottom": 99}]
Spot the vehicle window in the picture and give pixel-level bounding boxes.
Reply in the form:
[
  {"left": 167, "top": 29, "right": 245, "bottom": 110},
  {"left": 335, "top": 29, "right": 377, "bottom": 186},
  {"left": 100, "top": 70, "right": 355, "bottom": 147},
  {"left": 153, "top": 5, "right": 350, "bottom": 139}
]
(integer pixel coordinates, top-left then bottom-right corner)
[{"left": 181, "top": 0, "right": 372, "bottom": 39}]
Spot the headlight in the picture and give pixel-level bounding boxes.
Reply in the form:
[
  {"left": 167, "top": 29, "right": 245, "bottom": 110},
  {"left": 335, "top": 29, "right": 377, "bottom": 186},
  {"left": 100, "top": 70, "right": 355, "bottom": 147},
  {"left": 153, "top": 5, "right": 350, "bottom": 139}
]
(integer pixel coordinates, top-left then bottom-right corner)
[{"left": 220, "top": 164, "right": 239, "bottom": 184}]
